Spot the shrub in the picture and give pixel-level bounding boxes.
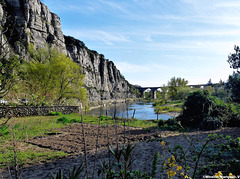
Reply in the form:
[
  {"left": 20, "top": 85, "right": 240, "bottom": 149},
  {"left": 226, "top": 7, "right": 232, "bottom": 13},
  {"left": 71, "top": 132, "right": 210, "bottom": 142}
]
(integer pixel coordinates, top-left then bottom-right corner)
[
  {"left": 158, "top": 119, "right": 164, "bottom": 127},
  {"left": 0, "top": 125, "right": 9, "bottom": 136},
  {"left": 57, "top": 117, "right": 71, "bottom": 124},
  {"left": 178, "top": 90, "right": 236, "bottom": 129},
  {"left": 49, "top": 111, "right": 62, "bottom": 116},
  {"left": 199, "top": 117, "right": 223, "bottom": 130},
  {"left": 153, "top": 100, "right": 165, "bottom": 106},
  {"left": 158, "top": 118, "right": 183, "bottom": 131}
]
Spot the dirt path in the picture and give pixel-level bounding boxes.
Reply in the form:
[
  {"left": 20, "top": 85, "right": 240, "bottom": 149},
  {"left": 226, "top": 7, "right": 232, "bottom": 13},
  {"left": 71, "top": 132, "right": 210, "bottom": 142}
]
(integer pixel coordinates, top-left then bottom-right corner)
[{"left": 1, "top": 124, "right": 240, "bottom": 179}]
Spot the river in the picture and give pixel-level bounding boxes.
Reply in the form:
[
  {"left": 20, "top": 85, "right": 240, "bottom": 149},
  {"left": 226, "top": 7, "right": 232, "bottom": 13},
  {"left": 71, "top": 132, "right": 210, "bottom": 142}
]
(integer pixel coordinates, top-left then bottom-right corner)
[{"left": 87, "top": 101, "right": 173, "bottom": 120}]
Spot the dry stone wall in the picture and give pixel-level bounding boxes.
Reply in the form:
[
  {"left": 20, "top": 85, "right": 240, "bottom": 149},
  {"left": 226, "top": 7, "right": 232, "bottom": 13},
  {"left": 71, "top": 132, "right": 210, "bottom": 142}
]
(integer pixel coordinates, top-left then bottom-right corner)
[{"left": 0, "top": 106, "right": 79, "bottom": 117}]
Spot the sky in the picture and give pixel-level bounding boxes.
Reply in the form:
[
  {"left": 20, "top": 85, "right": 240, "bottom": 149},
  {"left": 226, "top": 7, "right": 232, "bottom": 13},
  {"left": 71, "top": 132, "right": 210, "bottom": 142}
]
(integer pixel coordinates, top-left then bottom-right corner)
[{"left": 42, "top": 0, "right": 240, "bottom": 87}]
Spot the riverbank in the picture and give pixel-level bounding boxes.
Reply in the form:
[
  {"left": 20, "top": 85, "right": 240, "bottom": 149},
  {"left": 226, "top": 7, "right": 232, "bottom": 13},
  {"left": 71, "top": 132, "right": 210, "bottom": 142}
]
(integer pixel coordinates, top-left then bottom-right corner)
[{"left": 163, "top": 112, "right": 180, "bottom": 118}]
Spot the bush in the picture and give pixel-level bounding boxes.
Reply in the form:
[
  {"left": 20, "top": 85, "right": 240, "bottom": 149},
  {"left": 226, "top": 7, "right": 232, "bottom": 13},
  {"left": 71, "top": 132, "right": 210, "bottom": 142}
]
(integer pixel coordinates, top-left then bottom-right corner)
[
  {"left": 199, "top": 117, "right": 223, "bottom": 130},
  {"left": 57, "top": 117, "right": 71, "bottom": 124},
  {"left": 49, "top": 111, "right": 62, "bottom": 116},
  {"left": 153, "top": 100, "right": 165, "bottom": 106},
  {"left": 158, "top": 118, "right": 183, "bottom": 131},
  {"left": 158, "top": 119, "right": 164, "bottom": 127},
  {"left": 0, "top": 126, "right": 9, "bottom": 136},
  {"left": 178, "top": 90, "right": 237, "bottom": 130}
]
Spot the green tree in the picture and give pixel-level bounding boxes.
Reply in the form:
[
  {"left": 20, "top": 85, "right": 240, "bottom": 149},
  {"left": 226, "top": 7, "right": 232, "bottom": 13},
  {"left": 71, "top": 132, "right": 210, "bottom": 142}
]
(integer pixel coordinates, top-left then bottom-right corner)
[
  {"left": 22, "top": 44, "right": 87, "bottom": 105},
  {"left": 168, "top": 77, "right": 188, "bottom": 100},
  {"left": 0, "top": 55, "right": 20, "bottom": 98},
  {"left": 226, "top": 73, "right": 240, "bottom": 103},
  {"left": 156, "top": 84, "right": 169, "bottom": 102},
  {"left": 0, "top": 21, "right": 20, "bottom": 98},
  {"left": 226, "top": 46, "right": 240, "bottom": 103},
  {"left": 227, "top": 45, "right": 240, "bottom": 72}
]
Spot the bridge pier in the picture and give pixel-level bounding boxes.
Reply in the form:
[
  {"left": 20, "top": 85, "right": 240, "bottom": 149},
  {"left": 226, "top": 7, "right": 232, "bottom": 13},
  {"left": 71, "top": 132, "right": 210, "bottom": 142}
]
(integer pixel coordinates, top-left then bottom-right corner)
[
  {"left": 139, "top": 88, "right": 158, "bottom": 99},
  {"left": 152, "top": 90, "right": 157, "bottom": 100}
]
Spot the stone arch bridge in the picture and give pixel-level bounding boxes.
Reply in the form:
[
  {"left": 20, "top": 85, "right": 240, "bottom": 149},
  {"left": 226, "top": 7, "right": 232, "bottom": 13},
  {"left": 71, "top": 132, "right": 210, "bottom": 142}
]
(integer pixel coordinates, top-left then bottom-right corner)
[{"left": 134, "top": 83, "right": 221, "bottom": 99}]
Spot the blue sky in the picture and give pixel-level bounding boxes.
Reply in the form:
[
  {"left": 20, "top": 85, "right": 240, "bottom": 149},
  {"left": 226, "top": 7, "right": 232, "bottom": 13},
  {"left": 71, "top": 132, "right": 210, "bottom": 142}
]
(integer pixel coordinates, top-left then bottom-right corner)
[{"left": 43, "top": 0, "right": 240, "bottom": 87}]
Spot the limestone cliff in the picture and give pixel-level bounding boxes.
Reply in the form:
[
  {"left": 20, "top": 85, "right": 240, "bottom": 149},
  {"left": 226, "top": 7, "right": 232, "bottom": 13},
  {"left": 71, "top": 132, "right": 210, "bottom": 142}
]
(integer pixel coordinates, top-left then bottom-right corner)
[{"left": 0, "top": 0, "right": 135, "bottom": 104}]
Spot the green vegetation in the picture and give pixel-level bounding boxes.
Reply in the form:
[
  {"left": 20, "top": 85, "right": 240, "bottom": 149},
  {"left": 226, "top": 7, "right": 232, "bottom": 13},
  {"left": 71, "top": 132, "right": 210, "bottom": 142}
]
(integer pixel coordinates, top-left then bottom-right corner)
[
  {"left": 168, "top": 77, "right": 189, "bottom": 100},
  {"left": 226, "top": 73, "right": 240, "bottom": 103},
  {"left": 0, "top": 146, "right": 67, "bottom": 168},
  {"left": 227, "top": 45, "right": 240, "bottom": 72},
  {"left": 0, "top": 54, "right": 20, "bottom": 98},
  {"left": 178, "top": 90, "right": 239, "bottom": 130},
  {"left": 18, "top": 44, "right": 87, "bottom": 106},
  {"left": 0, "top": 115, "right": 69, "bottom": 168},
  {"left": 158, "top": 118, "right": 183, "bottom": 131},
  {"left": 49, "top": 111, "right": 63, "bottom": 116},
  {"left": 0, "top": 113, "right": 158, "bottom": 170},
  {"left": 51, "top": 133, "right": 240, "bottom": 178},
  {"left": 153, "top": 100, "right": 183, "bottom": 114}
]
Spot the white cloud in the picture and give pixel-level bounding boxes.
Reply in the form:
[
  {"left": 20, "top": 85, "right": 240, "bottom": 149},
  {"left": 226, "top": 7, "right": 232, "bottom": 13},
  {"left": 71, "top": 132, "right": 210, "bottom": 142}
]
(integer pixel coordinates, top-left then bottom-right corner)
[
  {"left": 64, "top": 29, "right": 130, "bottom": 45},
  {"left": 115, "top": 61, "right": 150, "bottom": 74}
]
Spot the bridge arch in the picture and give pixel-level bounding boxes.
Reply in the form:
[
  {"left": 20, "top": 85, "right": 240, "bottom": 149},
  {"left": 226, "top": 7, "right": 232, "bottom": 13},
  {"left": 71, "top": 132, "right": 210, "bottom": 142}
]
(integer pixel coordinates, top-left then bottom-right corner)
[{"left": 136, "top": 87, "right": 160, "bottom": 99}]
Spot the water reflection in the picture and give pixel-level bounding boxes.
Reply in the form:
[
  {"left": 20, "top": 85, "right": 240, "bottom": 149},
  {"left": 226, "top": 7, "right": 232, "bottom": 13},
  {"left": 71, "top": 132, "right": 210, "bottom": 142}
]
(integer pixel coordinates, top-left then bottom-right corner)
[{"left": 87, "top": 101, "right": 172, "bottom": 120}]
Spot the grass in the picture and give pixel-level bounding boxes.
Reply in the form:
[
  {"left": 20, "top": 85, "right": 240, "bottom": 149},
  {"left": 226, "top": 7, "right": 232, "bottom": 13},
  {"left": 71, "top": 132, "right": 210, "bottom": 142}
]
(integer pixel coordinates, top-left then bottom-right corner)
[
  {"left": 154, "top": 100, "right": 183, "bottom": 114},
  {"left": 0, "top": 143, "right": 67, "bottom": 168},
  {"left": 0, "top": 113, "right": 158, "bottom": 169}
]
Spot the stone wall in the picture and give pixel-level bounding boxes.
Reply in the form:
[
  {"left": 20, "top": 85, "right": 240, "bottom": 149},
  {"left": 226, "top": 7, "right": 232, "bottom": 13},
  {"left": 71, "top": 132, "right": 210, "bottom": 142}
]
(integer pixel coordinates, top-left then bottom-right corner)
[{"left": 0, "top": 106, "right": 79, "bottom": 117}]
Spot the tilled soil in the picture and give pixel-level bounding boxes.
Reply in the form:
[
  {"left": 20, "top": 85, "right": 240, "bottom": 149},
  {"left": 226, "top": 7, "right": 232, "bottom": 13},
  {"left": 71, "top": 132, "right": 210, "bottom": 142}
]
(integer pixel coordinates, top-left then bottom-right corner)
[
  {"left": 1, "top": 124, "right": 240, "bottom": 179},
  {"left": 26, "top": 123, "right": 161, "bottom": 154}
]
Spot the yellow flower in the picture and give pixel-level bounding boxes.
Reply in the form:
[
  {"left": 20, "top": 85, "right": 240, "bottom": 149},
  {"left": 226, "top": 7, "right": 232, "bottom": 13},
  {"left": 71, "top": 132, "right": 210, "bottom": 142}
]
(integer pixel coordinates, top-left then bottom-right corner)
[
  {"left": 177, "top": 166, "right": 182, "bottom": 171},
  {"left": 180, "top": 172, "right": 185, "bottom": 176},
  {"left": 185, "top": 175, "right": 189, "bottom": 178},
  {"left": 229, "top": 173, "right": 235, "bottom": 179},
  {"left": 215, "top": 171, "right": 223, "bottom": 179},
  {"left": 161, "top": 141, "right": 165, "bottom": 146}
]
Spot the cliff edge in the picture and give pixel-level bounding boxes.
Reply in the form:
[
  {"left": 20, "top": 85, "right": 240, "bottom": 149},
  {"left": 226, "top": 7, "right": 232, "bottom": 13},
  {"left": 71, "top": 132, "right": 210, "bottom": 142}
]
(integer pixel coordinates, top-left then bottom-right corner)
[{"left": 0, "top": 0, "right": 136, "bottom": 104}]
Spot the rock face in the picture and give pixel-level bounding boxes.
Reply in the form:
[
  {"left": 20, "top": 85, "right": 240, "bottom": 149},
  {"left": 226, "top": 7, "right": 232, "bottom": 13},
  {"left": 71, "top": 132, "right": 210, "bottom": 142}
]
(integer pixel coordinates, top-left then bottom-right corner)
[{"left": 0, "top": 0, "right": 135, "bottom": 104}]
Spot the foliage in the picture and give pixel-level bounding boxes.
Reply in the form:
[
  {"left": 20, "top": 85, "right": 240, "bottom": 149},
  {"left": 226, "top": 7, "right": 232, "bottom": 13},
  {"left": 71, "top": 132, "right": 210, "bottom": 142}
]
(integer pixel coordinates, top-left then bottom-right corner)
[
  {"left": 49, "top": 112, "right": 63, "bottom": 116},
  {"left": 227, "top": 45, "right": 240, "bottom": 72},
  {"left": 20, "top": 43, "right": 87, "bottom": 105},
  {"left": 155, "top": 105, "right": 182, "bottom": 114},
  {"left": 199, "top": 117, "right": 223, "bottom": 130},
  {"left": 152, "top": 99, "right": 165, "bottom": 107},
  {"left": 154, "top": 100, "right": 183, "bottom": 114},
  {"left": 158, "top": 118, "right": 183, "bottom": 131},
  {"left": 168, "top": 77, "right": 189, "bottom": 100},
  {"left": 214, "top": 86, "right": 228, "bottom": 100},
  {"left": 0, "top": 147, "right": 67, "bottom": 169},
  {"left": 178, "top": 90, "right": 237, "bottom": 129},
  {"left": 158, "top": 119, "right": 165, "bottom": 127},
  {"left": 57, "top": 117, "right": 71, "bottom": 124},
  {"left": 204, "top": 86, "right": 215, "bottom": 96},
  {"left": 225, "top": 73, "right": 240, "bottom": 103},
  {"left": 50, "top": 163, "right": 84, "bottom": 179},
  {"left": 0, "top": 14, "right": 22, "bottom": 99},
  {"left": 167, "top": 134, "right": 240, "bottom": 178},
  {"left": 0, "top": 54, "right": 20, "bottom": 98},
  {"left": 98, "top": 144, "right": 151, "bottom": 178},
  {"left": 57, "top": 117, "right": 82, "bottom": 124},
  {"left": 156, "top": 84, "right": 169, "bottom": 102}
]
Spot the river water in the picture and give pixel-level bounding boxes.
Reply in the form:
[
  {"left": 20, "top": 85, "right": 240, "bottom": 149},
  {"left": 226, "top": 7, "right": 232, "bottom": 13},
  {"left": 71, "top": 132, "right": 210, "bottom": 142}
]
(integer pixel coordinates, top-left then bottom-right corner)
[{"left": 87, "top": 101, "right": 172, "bottom": 120}]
